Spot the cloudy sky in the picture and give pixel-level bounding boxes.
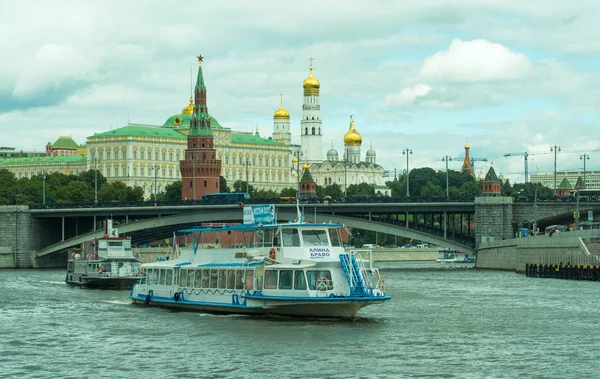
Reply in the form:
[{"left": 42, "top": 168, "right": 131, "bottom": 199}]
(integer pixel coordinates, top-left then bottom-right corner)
[{"left": 1, "top": 0, "right": 599, "bottom": 183}]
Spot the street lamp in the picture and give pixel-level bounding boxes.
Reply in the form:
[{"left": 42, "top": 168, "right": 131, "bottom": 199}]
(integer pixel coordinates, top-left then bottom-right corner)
[
  {"left": 93, "top": 158, "right": 100, "bottom": 205},
  {"left": 550, "top": 145, "right": 561, "bottom": 194},
  {"left": 245, "top": 156, "right": 250, "bottom": 197},
  {"left": 402, "top": 148, "right": 413, "bottom": 197},
  {"left": 441, "top": 155, "right": 453, "bottom": 199},
  {"left": 291, "top": 153, "right": 302, "bottom": 198},
  {"left": 152, "top": 164, "right": 159, "bottom": 201},
  {"left": 580, "top": 154, "right": 590, "bottom": 186},
  {"left": 42, "top": 173, "right": 46, "bottom": 205}
]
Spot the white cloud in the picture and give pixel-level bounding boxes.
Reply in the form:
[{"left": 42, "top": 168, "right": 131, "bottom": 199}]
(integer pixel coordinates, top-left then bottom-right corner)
[
  {"left": 419, "top": 39, "right": 532, "bottom": 83},
  {"left": 382, "top": 84, "right": 432, "bottom": 107}
]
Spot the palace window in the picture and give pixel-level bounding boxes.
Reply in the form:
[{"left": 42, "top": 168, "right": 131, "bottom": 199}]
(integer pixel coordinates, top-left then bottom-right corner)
[
  {"left": 169, "top": 151, "right": 173, "bottom": 161},
  {"left": 147, "top": 151, "right": 151, "bottom": 160},
  {"left": 106, "top": 150, "right": 111, "bottom": 160},
  {"left": 162, "top": 151, "right": 166, "bottom": 161},
  {"left": 133, "top": 150, "right": 137, "bottom": 160},
  {"left": 154, "top": 150, "right": 158, "bottom": 160}
]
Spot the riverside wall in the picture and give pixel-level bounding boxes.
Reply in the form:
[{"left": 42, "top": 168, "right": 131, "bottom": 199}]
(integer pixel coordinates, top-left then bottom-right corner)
[{"left": 476, "top": 229, "right": 600, "bottom": 272}]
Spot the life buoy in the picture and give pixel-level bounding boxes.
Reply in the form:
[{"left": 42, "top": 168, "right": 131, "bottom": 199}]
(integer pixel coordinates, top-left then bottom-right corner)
[
  {"left": 269, "top": 248, "right": 276, "bottom": 260},
  {"left": 316, "top": 277, "right": 329, "bottom": 291},
  {"left": 97, "top": 266, "right": 104, "bottom": 275}
]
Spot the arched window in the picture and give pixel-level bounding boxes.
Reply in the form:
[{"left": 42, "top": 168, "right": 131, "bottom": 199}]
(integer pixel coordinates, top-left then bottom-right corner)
[
  {"left": 312, "top": 127, "right": 315, "bottom": 135},
  {"left": 203, "top": 180, "right": 207, "bottom": 187},
  {"left": 305, "top": 127, "right": 308, "bottom": 135},
  {"left": 190, "top": 180, "right": 193, "bottom": 188}
]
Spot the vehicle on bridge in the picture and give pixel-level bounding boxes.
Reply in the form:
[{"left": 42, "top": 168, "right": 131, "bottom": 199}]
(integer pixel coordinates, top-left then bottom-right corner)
[
  {"left": 202, "top": 192, "right": 250, "bottom": 205},
  {"left": 66, "top": 220, "right": 143, "bottom": 289},
  {"left": 130, "top": 211, "right": 389, "bottom": 319}
]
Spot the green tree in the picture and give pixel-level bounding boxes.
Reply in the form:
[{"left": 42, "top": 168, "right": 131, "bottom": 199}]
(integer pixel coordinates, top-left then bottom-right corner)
[
  {"left": 233, "top": 180, "right": 255, "bottom": 197},
  {"left": 0, "top": 169, "right": 17, "bottom": 205},
  {"left": 460, "top": 181, "right": 481, "bottom": 198},
  {"left": 324, "top": 183, "right": 343, "bottom": 199},
  {"left": 409, "top": 167, "right": 440, "bottom": 197},
  {"left": 346, "top": 183, "right": 375, "bottom": 197},
  {"left": 420, "top": 182, "right": 444, "bottom": 197},
  {"left": 163, "top": 181, "right": 182, "bottom": 201},
  {"left": 98, "top": 181, "right": 144, "bottom": 202},
  {"left": 254, "top": 189, "right": 279, "bottom": 199},
  {"left": 220, "top": 176, "right": 231, "bottom": 193},
  {"left": 279, "top": 187, "right": 296, "bottom": 197},
  {"left": 55, "top": 180, "right": 93, "bottom": 204}
]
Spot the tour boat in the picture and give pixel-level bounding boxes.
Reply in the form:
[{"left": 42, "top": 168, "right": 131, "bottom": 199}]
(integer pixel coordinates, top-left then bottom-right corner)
[
  {"left": 66, "top": 220, "right": 143, "bottom": 289},
  {"left": 436, "top": 249, "right": 476, "bottom": 264},
  {"left": 129, "top": 211, "right": 389, "bottom": 319}
]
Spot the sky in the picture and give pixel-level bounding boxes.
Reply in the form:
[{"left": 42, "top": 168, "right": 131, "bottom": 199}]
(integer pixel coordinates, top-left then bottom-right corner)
[{"left": 1, "top": 0, "right": 600, "bottom": 184}]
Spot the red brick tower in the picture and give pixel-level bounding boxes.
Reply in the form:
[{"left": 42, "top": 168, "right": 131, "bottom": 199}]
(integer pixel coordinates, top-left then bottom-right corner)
[
  {"left": 482, "top": 163, "right": 501, "bottom": 196},
  {"left": 180, "top": 54, "right": 221, "bottom": 200}
]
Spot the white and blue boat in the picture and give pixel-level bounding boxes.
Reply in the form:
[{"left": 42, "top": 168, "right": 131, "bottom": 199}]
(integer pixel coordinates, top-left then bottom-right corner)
[{"left": 129, "top": 215, "right": 389, "bottom": 319}]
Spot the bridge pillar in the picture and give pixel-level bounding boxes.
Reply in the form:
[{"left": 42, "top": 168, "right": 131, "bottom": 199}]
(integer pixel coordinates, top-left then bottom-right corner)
[
  {"left": 0, "top": 206, "right": 54, "bottom": 268},
  {"left": 475, "top": 196, "right": 514, "bottom": 249}
]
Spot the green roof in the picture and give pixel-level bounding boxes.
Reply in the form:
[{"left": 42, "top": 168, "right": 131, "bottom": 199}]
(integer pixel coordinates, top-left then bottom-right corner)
[
  {"left": 483, "top": 166, "right": 500, "bottom": 182},
  {"left": 557, "top": 177, "right": 572, "bottom": 190},
  {"left": 231, "top": 133, "right": 285, "bottom": 146},
  {"left": 52, "top": 136, "right": 79, "bottom": 149},
  {"left": 163, "top": 113, "right": 223, "bottom": 129},
  {"left": 0, "top": 154, "right": 87, "bottom": 166},
  {"left": 90, "top": 125, "right": 187, "bottom": 140},
  {"left": 300, "top": 168, "right": 315, "bottom": 183}
]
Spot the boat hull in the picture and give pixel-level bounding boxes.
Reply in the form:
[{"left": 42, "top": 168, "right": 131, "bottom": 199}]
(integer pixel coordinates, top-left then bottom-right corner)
[
  {"left": 67, "top": 275, "right": 141, "bottom": 290},
  {"left": 130, "top": 293, "right": 388, "bottom": 319}
]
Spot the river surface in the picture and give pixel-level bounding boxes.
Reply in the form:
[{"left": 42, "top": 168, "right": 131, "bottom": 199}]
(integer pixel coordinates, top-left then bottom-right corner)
[{"left": 1, "top": 262, "right": 599, "bottom": 378}]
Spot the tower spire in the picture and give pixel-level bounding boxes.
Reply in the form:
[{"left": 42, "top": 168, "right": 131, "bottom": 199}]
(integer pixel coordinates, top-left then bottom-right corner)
[{"left": 190, "top": 54, "right": 211, "bottom": 136}]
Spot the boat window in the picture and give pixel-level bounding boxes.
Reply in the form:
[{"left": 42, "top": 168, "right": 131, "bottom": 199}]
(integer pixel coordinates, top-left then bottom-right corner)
[
  {"left": 227, "top": 270, "right": 235, "bottom": 289},
  {"left": 166, "top": 269, "right": 173, "bottom": 286},
  {"left": 202, "top": 270, "right": 210, "bottom": 288},
  {"left": 194, "top": 270, "right": 202, "bottom": 288},
  {"left": 180, "top": 270, "right": 187, "bottom": 287},
  {"left": 278, "top": 270, "right": 293, "bottom": 290},
  {"left": 159, "top": 269, "right": 166, "bottom": 285},
  {"left": 302, "top": 229, "right": 329, "bottom": 246},
  {"left": 187, "top": 269, "right": 194, "bottom": 288},
  {"left": 210, "top": 270, "right": 218, "bottom": 288},
  {"left": 294, "top": 270, "right": 307, "bottom": 290},
  {"left": 102, "top": 264, "right": 111, "bottom": 273},
  {"left": 264, "top": 270, "right": 278, "bottom": 289},
  {"left": 218, "top": 270, "right": 227, "bottom": 289},
  {"left": 108, "top": 241, "right": 123, "bottom": 247},
  {"left": 245, "top": 270, "right": 254, "bottom": 290},
  {"left": 235, "top": 270, "right": 244, "bottom": 290},
  {"left": 152, "top": 269, "right": 159, "bottom": 285},
  {"left": 307, "top": 270, "right": 333, "bottom": 290},
  {"left": 282, "top": 229, "right": 301, "bottom": 247},
  {"left": 328, "top": 228, "right": 342, "bottom": 247},
  {"left": 173, "top": 268, "right": 179, "bottom": 286}
]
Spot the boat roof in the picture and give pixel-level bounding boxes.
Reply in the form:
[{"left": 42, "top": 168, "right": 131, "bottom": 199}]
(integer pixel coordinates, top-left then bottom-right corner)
[{"left": 178, "top": 222, "right": 344, "bottom": 233}]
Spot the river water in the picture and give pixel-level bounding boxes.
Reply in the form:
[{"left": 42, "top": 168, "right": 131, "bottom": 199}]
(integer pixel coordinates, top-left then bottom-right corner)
[{"left": 1, "top": 262, "right": 599, "bottom": 378}]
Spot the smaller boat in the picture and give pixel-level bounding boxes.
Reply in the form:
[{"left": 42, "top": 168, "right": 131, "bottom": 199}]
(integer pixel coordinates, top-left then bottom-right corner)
[
  {"left": 66, "top": 220, "right": 143, "bottom": 289},
  {"left": 436, "top": 249, "right": 476, "bottom": 264}
]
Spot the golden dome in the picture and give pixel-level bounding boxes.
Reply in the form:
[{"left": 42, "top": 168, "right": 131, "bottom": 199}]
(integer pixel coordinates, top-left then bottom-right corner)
[
  {"left": 464, "top": 139, "right": 470, "bottom": 149},
  {"left": 302, "top": 162, "right": 310, "bottom": 170},
  {"left": 273, "top": 94, "right": 290, "bottom": 119},
  {"left": 292, "top": 156, "right": 298, "bottom": 164},
  {"left": 182, "top": 97, "right": 194, "bottom": 115},
  {"left": 302, "top": 58, "right": 320, "bottom": 91},
  {"left": 343, "top": 116, "right": 362, "bottom": 146}
]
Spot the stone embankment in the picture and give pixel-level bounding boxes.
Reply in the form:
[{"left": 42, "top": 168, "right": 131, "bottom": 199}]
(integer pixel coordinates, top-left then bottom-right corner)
[{"left": 476, "top": 229, "right": 600, "bottom": 272}]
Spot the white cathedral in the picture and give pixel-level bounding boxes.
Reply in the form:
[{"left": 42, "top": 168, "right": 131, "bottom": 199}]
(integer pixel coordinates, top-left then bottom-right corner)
[{"left": 271, "top": 60, "right": 390, "bottom": 196}]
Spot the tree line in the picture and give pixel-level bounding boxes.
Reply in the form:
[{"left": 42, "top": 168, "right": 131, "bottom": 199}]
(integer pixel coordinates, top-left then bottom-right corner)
[{"left": 0, "top": 167, "right": 556, "bottom": 206}]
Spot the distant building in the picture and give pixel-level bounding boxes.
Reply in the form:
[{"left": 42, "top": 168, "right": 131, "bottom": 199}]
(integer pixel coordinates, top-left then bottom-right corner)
[
  {"left": 45, "top": 136, "right": 80, "bottom": 156},
  {"left": 530, "top": 171, "right": 600, "bottom": 190},
  {"left": 482, "top": 164, "right": 501, "bottom": 196},
  {"left": 555, "top": 176, "right": 572, "bottom": 197}
]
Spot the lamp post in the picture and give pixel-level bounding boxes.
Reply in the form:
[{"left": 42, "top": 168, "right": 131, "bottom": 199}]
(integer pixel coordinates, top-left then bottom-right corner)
[
  {"left": 580, "top": 154, "right": 590, "bottom": 186},
  {"left": 192, "top": 157, "right": 196, "bottom": 200},
  {"left": 575, "top": 189, "right": 580, "bottom": 225},
  {"left": 533, "top": 186, "right": 538, "bottom": 234},
  {"left": 402, "top": 148, "right": 412, "bottom": 197},
  {"left": 93, "top": 158, "right": 99, "bottom": 205},
  {"left": 153, "top": 164, "right": 158, "bottom": 201},
  {"left": 42, "top": 173, "right": 46, "bottom": 205},
  {"left": 550, "top": 145, "right": 561, "bottom": 194},
  {"left": 442, "top": 155, "right": 452, "bottom": 199},
  {"left": 245, "top": 156, "right": 250, "bottom": 197},
  {"left": 343, "top": 151, "right": 348, "bottom": 198},
  {"left": 291, "top": 153, "right": 302, "bottom": 198}
]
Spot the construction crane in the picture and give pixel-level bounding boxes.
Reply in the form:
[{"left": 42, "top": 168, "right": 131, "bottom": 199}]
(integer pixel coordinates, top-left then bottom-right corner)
[
  {"left": 503, "top": 151, "right": 554, "bottom": 183},
  {"left": 504, "top": 149, "right": 600, "bottom": 183}
]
